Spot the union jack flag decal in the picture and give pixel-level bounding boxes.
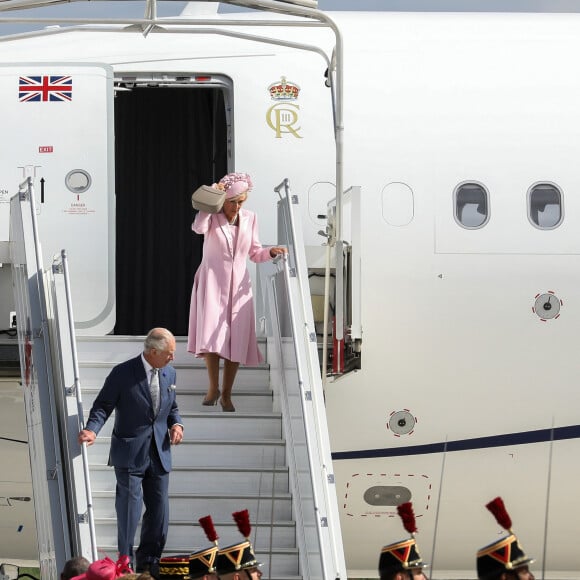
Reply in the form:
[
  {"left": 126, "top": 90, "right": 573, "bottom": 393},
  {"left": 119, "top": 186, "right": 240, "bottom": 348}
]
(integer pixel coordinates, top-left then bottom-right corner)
[{"left": 19, "top": 75, "right": 73, "bottom": 102}]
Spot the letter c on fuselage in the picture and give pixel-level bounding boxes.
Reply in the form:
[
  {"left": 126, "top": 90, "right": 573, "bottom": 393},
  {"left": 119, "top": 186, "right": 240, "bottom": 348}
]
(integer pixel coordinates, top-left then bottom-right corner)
[{"left": 266, "top": 102, "right": 302, "bottom": 138}]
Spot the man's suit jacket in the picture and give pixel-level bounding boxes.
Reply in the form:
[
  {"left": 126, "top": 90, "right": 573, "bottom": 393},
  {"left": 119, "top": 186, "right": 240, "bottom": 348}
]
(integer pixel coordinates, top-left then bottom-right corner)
[{"left": 85, "top": 355, "right": 181, "bottom": 472}]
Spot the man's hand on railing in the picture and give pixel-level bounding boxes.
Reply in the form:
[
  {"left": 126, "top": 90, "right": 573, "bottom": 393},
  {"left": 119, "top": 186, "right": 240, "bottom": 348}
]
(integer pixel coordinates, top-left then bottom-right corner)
[{"left": 78, "top": 429, "right": 96, "bottom": 446}]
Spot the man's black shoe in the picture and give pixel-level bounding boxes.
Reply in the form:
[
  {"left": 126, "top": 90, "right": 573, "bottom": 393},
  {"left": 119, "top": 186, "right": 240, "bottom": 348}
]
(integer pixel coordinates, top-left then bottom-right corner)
[{"left": 136, "top": 561, "right": 160, "bottom": 579}]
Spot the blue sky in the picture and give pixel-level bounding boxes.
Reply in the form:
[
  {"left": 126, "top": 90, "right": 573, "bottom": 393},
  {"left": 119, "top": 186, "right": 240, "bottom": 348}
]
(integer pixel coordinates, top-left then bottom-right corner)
[{"left": 0, "top": 0, "right": 579, "bottom": 35}]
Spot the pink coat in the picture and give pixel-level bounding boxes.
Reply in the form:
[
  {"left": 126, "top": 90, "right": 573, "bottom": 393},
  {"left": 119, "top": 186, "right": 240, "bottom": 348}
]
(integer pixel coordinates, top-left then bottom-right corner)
[{"left": 187, "top": 209, "right": 273, "bottom": 365}]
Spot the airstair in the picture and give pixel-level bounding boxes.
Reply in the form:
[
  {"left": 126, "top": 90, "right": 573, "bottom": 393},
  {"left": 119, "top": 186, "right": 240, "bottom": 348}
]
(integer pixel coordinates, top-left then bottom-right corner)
[
  {"left": 78, "top": 337, "right": 297, "bottom": 579},
  {"left": 9, "top": 176, "right": 347, "bottom": 580}
]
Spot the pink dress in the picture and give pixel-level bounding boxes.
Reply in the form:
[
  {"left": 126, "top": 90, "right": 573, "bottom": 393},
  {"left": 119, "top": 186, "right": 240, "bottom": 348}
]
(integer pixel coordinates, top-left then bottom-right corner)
[{"left": 187, "top": 209, "right": 273, "bottom": 365}]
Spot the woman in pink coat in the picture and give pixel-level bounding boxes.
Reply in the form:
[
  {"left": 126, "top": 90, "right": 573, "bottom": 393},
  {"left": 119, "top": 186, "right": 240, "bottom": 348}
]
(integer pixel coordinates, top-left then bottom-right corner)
[{"left": 187, "top": 172, "right": 286, "bottom": 412}]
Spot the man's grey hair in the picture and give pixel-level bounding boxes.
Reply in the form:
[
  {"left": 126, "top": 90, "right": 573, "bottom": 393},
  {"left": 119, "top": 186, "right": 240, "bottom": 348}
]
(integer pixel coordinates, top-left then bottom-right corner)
[{"left": 144, "top": 328, "right": 174, "bottom": 353}]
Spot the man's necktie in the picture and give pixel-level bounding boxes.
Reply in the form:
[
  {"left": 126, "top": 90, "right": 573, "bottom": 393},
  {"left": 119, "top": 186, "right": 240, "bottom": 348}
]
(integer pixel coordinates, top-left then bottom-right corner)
[{"left": 150, "top": 368, "right": 160, "bottom": 415}]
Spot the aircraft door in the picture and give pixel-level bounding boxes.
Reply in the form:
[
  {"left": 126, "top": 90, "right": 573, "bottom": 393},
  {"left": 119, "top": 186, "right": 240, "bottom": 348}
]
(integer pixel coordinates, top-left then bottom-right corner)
[
  {"left": 113, "top": 84, "right": 228, "bottom": 336},
  {"left": 0, "top": 63, "right": 114, "bottom": 335}
]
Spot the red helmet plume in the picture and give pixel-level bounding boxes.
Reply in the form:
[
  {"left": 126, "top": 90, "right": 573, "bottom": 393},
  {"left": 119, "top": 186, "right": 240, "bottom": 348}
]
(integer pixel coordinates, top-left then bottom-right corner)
[
  {"left": 397, "top": 502, "right": 418, "bottom": 535},
  {"left": 233, "top": 509, "right": 252, "bottom": 539},
  {"left": 485, "top": 497, "right": 513, "bottom": 532},
  {"left": 199, "top": 515, "right": 219, "bottom": 545}
]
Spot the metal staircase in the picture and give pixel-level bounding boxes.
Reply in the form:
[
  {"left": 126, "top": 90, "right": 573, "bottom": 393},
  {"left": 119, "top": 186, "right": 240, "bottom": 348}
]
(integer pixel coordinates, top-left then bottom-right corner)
[
  {"left": 9, "top": 176, "right": 346, "bottom": 579},
  {"left": 77, "top": 336, "right": 300, "bottom": 580}
]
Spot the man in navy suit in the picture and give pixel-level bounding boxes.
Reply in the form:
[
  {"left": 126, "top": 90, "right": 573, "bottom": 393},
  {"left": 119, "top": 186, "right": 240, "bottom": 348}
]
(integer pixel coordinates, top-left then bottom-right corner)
[{"left": 78, "top": 328, "right": 184, "bottom": 577}]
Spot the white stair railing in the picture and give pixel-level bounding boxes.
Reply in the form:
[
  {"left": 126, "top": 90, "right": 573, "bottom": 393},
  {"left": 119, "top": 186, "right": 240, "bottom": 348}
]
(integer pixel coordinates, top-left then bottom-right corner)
[
  {"left": 10, "top": 177, "right": 97, "bottom": 578},
  {"left": 257, "top": 178, "right": 347, "bottom": 580}
]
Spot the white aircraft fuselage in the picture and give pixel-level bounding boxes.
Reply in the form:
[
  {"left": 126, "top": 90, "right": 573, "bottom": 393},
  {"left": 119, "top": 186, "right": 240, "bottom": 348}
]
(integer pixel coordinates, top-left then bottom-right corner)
[{"left": 0, "top": 7, "right": 578, "bottom": 578}]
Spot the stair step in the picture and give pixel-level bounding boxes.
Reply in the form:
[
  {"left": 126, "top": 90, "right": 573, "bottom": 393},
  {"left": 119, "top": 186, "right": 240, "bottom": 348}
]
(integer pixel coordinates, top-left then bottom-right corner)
[
  {"left": 88, "top": 412, "right": 282, "bottom": 440},
  {"left": 94, "top": 519, "right": 297, "bottom": 549},
  {"left": 82, "top": 389, "right": 274, "bottom": 413},
  {"left": 87, "top": 439, "right": 287, "bottom": 467},
  {"left": 79, "top": 364, "right": 270, "bottom": 390},
  {"left": 91, "top": 491, "right": 293, "bottom": 520},
  {"left": 76, "top": 336, "right": 266, "bottom": 366},
  {"left": 89, "top": 465, "right": 289, "bottom": 494}
]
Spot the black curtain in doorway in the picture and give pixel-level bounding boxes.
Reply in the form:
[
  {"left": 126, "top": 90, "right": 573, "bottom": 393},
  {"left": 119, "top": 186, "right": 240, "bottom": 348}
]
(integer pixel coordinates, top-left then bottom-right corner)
[{"left": 114, "top": 87, "right": 227, "bottom": 336}]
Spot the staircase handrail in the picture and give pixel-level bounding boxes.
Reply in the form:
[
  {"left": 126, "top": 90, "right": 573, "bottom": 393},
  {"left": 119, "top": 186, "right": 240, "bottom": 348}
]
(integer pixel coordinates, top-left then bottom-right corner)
[
  {"left": 59, "top": 249, "right": 98, "bottom": 560},
  {"left": 267, "top": 177, "right": 347, "bottom": 579}
]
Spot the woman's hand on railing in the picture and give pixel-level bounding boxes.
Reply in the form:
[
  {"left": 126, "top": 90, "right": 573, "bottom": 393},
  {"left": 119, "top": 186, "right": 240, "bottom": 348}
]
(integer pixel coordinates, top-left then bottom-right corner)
[{"left": 269, "top": 246, "right": 287, "bottom": 258}]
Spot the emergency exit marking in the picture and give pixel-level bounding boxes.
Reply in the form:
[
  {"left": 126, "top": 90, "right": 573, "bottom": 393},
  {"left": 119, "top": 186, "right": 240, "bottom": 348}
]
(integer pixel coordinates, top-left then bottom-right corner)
[{"left": 39, "top": 146, "right": 53, "bottom": 153}]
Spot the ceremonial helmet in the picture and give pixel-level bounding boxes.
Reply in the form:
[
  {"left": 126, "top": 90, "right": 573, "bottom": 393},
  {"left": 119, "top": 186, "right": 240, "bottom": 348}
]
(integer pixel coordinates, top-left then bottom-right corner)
[
  {"left": 159, "top": 515, "right": 220, "bottom": 579},
  {"left": 477, "top": 497, "right": 534, "bottom": 580},
  {"left": 379, "top": 502, "right": 428, "bottom": 579},
  {"left": 188, "top": 515, "right": 220, "bottom": 579},
  {"left": 216, "top": 510, "right": 262, "bottom": 574}
]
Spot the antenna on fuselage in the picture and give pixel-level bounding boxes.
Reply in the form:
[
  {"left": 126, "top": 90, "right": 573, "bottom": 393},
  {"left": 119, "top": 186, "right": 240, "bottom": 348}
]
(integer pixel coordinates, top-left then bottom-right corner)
[
  {"left": 542, "top": 418, "right": 555, "bottom": 580},
  {"left": 428, "top": 436, "right": 448, "bottom": 580}
]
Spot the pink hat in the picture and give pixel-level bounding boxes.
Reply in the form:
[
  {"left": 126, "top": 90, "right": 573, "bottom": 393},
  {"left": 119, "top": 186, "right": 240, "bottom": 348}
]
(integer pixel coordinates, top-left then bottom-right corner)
[
  {"left": 218, "top": 172, "right": 253, "bottom": 199},
  {"left": 70, "top": 556, "right": 132, "bottom": 580}
]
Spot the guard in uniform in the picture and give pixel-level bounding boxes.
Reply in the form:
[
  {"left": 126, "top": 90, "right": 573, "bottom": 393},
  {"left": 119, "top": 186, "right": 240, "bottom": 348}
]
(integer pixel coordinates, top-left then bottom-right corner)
[
  {"left": 477, "top": 497, "right": 535, "bottom": 580},
  {"left": 378, "top": 502, "right": 429, "bottom": 580}
]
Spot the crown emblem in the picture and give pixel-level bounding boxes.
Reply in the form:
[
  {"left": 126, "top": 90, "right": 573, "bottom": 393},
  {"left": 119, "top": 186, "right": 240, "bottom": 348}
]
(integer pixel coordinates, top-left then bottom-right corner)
[{"left": 268, "top": 77, "right": 300, "bottom": 101}]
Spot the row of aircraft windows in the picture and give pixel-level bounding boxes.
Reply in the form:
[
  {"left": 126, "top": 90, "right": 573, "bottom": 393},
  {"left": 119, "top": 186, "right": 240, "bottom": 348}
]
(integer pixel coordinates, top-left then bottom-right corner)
[{"left": 455, "top": 182, "right": 562, "bottom": 230}]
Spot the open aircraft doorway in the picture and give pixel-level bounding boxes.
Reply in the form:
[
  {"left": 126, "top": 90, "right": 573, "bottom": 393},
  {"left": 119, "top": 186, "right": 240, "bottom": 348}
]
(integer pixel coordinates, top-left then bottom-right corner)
[{"left": 113, "top": 78, "right": 229, "bottom": 335}]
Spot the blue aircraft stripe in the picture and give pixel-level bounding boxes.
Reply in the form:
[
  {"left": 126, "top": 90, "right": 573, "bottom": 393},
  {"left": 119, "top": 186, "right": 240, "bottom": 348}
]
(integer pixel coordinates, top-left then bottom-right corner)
[{"left": 331, "top": 424, "right": 580, "bottom": 461}]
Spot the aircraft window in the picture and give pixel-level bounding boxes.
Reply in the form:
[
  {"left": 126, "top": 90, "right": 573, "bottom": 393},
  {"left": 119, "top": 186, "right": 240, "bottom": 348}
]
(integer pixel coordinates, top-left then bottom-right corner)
[
  {"left": 65, "top": 169, "right": 92, "bottom": 194},
  {"left": 381, "top": 182, "right": 414, "bottom": 226},
  {"left": 528, "top": 183, "right": 563, "bottom": 229},
  {"left": 454, "top": 182, "right": 489, "bottom": 228}
]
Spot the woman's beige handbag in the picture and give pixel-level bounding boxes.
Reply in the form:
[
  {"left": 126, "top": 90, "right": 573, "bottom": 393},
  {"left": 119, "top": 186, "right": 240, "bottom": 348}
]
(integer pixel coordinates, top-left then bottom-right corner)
[{"left": 191, "top": 185, "right": 226, "bottom": 214}]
